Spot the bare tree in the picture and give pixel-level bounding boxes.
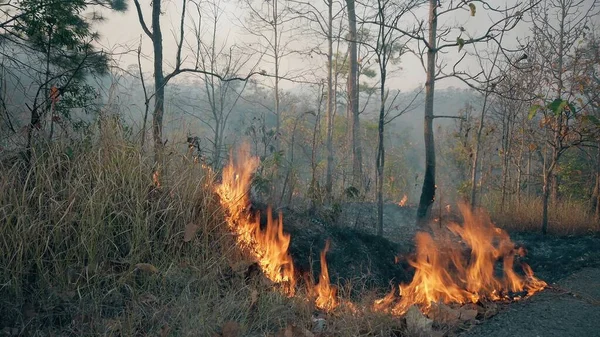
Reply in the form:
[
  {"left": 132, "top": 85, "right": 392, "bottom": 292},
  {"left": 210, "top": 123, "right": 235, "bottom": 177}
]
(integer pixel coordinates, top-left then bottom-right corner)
[{"left": 133, "top": 0, "right": 266, "bottom": 164}]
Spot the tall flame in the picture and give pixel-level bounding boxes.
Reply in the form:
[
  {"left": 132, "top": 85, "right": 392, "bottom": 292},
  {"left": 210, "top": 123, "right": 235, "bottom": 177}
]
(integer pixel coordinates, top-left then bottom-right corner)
[
  {"left": 375, "top": 203, "right": 546, "bottom": 315},
  {"left": 216, "top": 144, "right": 295, "bottom": 294},
  {"left": 314, "top": 240, "right": 338, "bottom": 311}
]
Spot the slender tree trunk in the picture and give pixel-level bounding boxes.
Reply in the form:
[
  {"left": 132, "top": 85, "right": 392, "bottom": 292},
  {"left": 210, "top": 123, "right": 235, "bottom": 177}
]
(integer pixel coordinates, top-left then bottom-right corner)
[
  {"left": 325, "top": 0, "right": 334, "bottom": 200},
  {"left": 376, "top": 77, "right": 385, "bottom": 236},
  {"left": 152, "top": 0, "right": 165, "bottom": 165},
  {"left": 346, "top": 0, "right": 361, "bottom": 189},
  {"left": 311, "top": 91, "right": 323, "bottom": 212},
  {"left": 592, "top": 144, "right": 600, "bottom": 221},
  {"left": 500, "top": 110, "right": 512, "bottom": 211},
  {"left": 527, "top": 150, "right": 532, "bottom": 198},
  {"left": 551, "top": 3, "right": 567, "bottom": 206},
  {"left": 46, "top": 25, "right": 54, "bottom": 141},
  {"left": 469, "top": 93, "right": 489, "bottom": 209},
  {"left": 417, "top": 0, "right": 437, "bottom": 226},
  {"left": 272, "top": 0, "right": 282, "bottom": 204},
  {"left": 542, "top": 170, "right": 550, "bottom": 235}
]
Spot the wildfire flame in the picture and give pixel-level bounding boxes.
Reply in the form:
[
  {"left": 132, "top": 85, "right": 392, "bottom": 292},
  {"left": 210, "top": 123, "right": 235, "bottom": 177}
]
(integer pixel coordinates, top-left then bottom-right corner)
[
  {"left": 398, "top": 194, "right": 408, "bottom": 207},
  {"left": 375, "top": 203, "right": 546, "bottom": 315},
  {"left": 216, "top": 145, "right": 295, "bottom": 295},
  {"left": 216, "top": 144, "right": 545, "bottom": 319},
  {"left": 314, "top": 240, "right": 338, "bottom": 311}
]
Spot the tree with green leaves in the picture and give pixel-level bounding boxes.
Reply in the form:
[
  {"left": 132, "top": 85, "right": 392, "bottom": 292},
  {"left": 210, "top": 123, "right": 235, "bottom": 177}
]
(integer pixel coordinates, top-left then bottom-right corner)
[
  {"left": 2, "top": 0, "right": 127, "bottom": 160},
  {"left": 527, "top": 0, "right": 598, "bottom": 234}
]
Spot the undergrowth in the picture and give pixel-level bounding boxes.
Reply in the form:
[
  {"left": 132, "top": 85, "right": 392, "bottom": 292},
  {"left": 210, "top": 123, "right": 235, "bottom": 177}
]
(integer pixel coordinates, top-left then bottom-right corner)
[{"left": 482, "top": 194, "right": 600, "bottom": 236}]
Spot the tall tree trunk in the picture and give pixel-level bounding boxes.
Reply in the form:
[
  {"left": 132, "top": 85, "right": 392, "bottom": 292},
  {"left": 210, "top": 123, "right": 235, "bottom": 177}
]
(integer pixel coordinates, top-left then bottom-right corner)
[
  {"left": 46, "top": 25, "right": 54, "bottom": 140},
  {"left": 376, "top": 77, "right": 385, "bottom": 236},
  {"left": 500, "top": 109, "right": 512, "bottom": 211},
  {"left": 469, "top": 92, "right": 489, "bottom": 209},
  {"left": 542, "top": 170, "right": 550, "bottom": 235},
  {"left": 325, "top": 0, "right": 334, "bottom": 200},
  {"left": 152, "top": 0, "right": 165, "bottom": 165},
  {"left": 551, "top": 2, "right": 567, "bottom": 207},
  {"left": 346, "top": 0, "right": 361, "bottom": 189},
  {"left": 416, "top": 0, "right": 437, "bottom": 226},
  {"left": 592, "top": 144, "right": 600, "bottom": 221}
]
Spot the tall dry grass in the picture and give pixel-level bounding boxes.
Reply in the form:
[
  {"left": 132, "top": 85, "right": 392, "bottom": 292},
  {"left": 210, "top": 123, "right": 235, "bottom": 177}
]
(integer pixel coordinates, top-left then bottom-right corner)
[
  {"left": 482, "top": 194, "right": 600, "bottom": 236},
  {"left": 0, "top": 125, "right": 309, "bottom": 336}
]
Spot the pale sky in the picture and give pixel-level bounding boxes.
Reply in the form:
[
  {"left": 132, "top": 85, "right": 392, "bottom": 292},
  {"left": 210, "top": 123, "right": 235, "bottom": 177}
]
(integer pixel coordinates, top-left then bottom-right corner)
[{"left": 94, "top": 0, "right": 540, "bottom": 93}]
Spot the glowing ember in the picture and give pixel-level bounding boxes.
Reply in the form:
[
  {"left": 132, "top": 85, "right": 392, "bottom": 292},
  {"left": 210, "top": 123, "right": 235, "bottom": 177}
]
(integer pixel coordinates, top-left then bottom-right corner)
[
  {"left": 375, "top": 203, "right": 546, "bottom": 315},
  {"left": 314, "top": 240, "right": 338, "bottom": 311},
  {"left": 398, "top": 194, "right": 408, "bottom": 207},
  {"left": 216, "top": 145, "right": 295, "bottom": 295}
]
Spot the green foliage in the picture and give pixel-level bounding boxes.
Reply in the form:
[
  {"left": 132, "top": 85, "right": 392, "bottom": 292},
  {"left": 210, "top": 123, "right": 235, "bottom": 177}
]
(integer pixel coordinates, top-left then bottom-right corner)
[
  {"left": 457, "top": 37, "right": 465, "bottom": 52},
  {"left": 17, "top": 0, "right": 91, "bottom": 52},
  {"left": 528, "top": 98, "right": 577, "bottom": 119}
]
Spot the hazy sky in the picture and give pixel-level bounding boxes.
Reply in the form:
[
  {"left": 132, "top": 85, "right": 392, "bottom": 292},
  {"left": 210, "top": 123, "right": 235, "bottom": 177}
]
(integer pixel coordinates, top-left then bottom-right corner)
[{"left": 95, "top": 0, "right": 539, "bottom": 93}]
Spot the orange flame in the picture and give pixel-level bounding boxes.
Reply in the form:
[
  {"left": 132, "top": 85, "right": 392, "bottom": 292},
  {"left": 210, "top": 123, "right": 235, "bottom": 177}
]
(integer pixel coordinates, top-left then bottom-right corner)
[
  {"left": 398, "top": 194, "right": 408, "bottom": 207},
  {"left": 216, "top": 145, "right": 296, "bottom": 295},
  {"left": 375, "top": 203, "right": 546, "bottom": 315},
  {"left": 314, "top": 240, "right": 338, "bottom": 311}
]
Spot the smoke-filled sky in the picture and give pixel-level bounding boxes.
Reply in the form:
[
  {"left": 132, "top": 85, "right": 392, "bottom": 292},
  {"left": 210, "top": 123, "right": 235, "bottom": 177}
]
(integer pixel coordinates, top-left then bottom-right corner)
[{"left": 95, "top": 0, "right": 537, "bottom": 93}]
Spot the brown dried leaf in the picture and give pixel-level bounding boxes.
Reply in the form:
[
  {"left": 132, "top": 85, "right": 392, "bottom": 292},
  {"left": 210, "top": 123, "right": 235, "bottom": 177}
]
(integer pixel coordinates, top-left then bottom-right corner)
[
  {"left": 458, "top": 307, "right": 478, "bottom": 321},
  {"left": 230, "top": 260, "right": 254, "bottom": 275},
  {"left": 184, "top": 223, "right": 199, "bottom": 242},
  {"left": 221, "top": 321, "right": 241, "bottom": 337},
  {"left": 405, "top": 305, "right": 433, "bottom": 334},
  {"left": 160, "top": 323, "right": 171, "bottom": 337},
  {"left": 250, "top": 288, "right": 259, "bottom": 307},
  {"left": 135, "top": 263, "right": 159, "bottom": 274},
  {"left": 276, "top": 324, "right": 314, "bottom": 337},
  {"left": 428, "top": 302, "right": 459, "bottom": 325}
]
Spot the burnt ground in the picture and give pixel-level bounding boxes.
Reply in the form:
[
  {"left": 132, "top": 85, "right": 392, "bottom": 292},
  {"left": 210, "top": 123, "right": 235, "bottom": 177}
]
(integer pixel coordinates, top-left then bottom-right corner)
[{"left": 263, "top": 202, "right": 600, "bottom": 336}]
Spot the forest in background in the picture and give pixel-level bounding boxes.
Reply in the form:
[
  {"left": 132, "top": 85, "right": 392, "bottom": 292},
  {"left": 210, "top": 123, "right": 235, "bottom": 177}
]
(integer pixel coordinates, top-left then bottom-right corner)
[{"left": 2, "top": 0, "right": 599, "bottom": 235}]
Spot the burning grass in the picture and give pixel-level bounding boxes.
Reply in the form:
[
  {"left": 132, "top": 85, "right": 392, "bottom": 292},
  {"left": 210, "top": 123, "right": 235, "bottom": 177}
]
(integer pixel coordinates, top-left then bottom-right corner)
[{"left": 215, "top": 145, "right": 547, "bottom": 332}]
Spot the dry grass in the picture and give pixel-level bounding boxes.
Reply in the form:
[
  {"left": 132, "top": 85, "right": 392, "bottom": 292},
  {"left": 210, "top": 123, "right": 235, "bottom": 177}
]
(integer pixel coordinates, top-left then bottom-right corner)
[
  {"left": 0, "top": 126, "right": 410, "bottom": 336},
  {"left": 482, "top": 194, "right": 600, "bottom": 236}
]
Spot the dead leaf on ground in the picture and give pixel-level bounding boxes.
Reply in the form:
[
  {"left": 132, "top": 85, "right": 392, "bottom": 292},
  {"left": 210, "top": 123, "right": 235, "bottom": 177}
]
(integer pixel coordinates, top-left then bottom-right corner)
[
  {"left": 221, "top": 321, "right": 241, "bottom": 337},
  {"left": 478, "top": 301, "right": 499, "bottom": 319},
  {"left": 429, "top": 302, "right": 479, "bottom": 326},
  {"left": 135, "top": 263, "right": 159, "bottom": 274},
  {"left": 250, "top": 288, "right": 259, "bottom": 307},
  {"left": 184, "top": 223, "right": 199, "bottom": 242},
  {"left": 405, "top": 305, "right": 433, "bottom": 334},
  {"left": 160, "top": 323, "right": 171, "bottom": 337},
  {"left": 276, "top": 324, "right": 314, "bottom": 337},
  {"left": 428, "top": 302, "right": 460, "bottom": 325},
  {"left": 229, "top": 260, "right": 254, "bottom": 276}
]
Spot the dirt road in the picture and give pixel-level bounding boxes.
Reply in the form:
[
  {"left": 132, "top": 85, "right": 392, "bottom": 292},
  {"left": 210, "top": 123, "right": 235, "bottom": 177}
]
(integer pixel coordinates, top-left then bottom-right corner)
[{"left": 462, "top": 268, "right": 600, "bottom": 337}]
